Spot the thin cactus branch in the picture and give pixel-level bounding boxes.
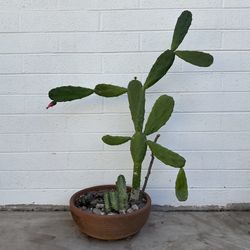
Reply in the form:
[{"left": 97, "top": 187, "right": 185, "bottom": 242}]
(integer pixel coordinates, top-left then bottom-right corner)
[{"left": 142, "top": 134, "right": 160, "bottom": 193}]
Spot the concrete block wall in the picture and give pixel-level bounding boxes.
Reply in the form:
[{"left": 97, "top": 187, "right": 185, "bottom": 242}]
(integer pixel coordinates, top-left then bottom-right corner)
[{"left": 0, "top": 0, "right": 250, "bottom": 206}]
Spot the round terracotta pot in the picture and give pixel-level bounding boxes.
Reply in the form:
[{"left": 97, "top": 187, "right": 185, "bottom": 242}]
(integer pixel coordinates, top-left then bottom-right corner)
[{"left": 69, "top": 185, "right": 151, "bottom": 240}]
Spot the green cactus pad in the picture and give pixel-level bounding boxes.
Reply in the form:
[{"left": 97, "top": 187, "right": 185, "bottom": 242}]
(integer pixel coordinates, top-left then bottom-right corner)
[
  {"left": 94, "top": 84, "right": 127, "bottom": 97},
  {"left": 171, "top": 10, "right": 192, "bottom": 51},
  {"left": 147, "top": 140, "right": 186, "bottom": 168},
  {"left": 130, "top": 132, "right": 147, "bottom": 164},
  {"left": 175, "top": 168, "right": 188, "bottom": 201},
  {"left": 49, "top": 86, "right": 94, "bottom": 102},
  {"left": 130, "top": 133, "right": 147, "bottom": 189},
  {"left": 102, "top": 135, "right": 131, "bottom": 145},
  {"left": 175, "top": 50, "right": 214, "bottom": 67},
  {"left": 144, "top": 50, "right": 175, "bottom": 89},
  {"left": 144, "top": 95, "right": 174, "bottom": 135},
  {"left": 127, "top": 80, "right": 145, "bottom": 132}
]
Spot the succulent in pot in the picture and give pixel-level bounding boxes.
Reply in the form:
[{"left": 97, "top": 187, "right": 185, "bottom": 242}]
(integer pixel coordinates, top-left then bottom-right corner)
[{"left": 47, "top": 10, "right": 213, "bottom": 240}]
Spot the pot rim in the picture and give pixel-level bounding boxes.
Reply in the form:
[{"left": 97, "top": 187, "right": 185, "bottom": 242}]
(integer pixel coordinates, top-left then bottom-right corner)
[{"left": 70, "top": 184, "right": 151, "bottom": 218}]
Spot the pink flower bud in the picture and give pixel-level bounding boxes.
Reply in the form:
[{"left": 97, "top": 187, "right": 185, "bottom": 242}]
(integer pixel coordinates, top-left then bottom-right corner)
[{"left": 46, "top": 101, "right": 57, "bottom": 109}]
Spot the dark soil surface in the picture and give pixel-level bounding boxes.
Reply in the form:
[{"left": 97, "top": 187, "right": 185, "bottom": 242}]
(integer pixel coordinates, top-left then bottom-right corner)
[{"left": 75, "top": 190, "right": 146, "bottom": 215}]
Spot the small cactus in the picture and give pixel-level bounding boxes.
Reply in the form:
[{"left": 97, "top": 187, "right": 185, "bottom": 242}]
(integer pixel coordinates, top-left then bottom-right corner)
[
  {"left": 116, "top": 175, "right": 128, "bottom": 210},
  {"left": 109, "top": 191, "right": 119, "bottom": 212},
  {"left": 103, "top": 175, "right": 129, "bottom": 213},
  {"left": 103, "top": 192, "right": 111, "bottom": 213}
]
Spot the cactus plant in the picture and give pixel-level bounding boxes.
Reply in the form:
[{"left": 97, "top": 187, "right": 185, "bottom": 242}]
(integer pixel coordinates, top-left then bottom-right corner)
[
  {"left": 104, "top": 175, "right": 129, "bottom": 213},
  {"left": 47, "top": 11, "right": 213, "bottom": 202},
  {"left": 108, "top": 191, "right": 119, "bottom": 212},
  {"left": 116, "top": 175, "right": 128, "bottom": 211},
  {"left": 103, "top": 192, "right": 111, "bottom": 213}
]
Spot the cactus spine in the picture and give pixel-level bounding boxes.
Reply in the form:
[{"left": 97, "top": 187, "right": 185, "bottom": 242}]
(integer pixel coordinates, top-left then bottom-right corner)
[{"left": 103, "top": 175, "right": 128, "bottom": 213}]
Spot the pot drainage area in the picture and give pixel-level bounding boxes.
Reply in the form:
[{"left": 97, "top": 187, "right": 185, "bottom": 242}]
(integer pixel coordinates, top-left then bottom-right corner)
[{"left": 0, "top": 211, "right": 249, "bottom": 250}]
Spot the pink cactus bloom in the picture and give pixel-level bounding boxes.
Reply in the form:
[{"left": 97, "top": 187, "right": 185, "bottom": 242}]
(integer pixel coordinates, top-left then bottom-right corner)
[{"left": 46, "top": 101, "right": 57, "bottom": 109}]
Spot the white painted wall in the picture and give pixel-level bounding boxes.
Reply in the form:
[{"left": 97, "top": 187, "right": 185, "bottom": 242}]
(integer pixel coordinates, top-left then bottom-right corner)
[{"left": 0, "top": 0, "right": 250, "bottom": 206}]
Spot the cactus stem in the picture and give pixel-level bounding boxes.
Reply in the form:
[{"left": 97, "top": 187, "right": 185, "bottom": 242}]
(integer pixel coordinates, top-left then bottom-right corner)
[{"left": 130, "top": 188, "right": 140, "bottom": 201}]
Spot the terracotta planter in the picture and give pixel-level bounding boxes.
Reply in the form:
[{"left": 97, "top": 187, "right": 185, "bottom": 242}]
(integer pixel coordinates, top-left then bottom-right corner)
[{"left": 69, "top": 185, "right": 151, "bottom": 240}]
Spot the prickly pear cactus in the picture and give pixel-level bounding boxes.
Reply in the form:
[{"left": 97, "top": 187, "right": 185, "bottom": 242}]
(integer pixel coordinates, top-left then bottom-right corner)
[{"left": 47, "top": 10, "right": 214, "bottom": 202}]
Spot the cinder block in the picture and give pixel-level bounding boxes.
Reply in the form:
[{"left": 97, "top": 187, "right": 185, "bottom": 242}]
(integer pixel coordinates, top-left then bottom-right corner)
[
  {"left": 0, "top": 0, "right": 57, "bottom": 10},
  {"left": 58, "top": 0, "right": 139, "bottom": 10},
  {"left": 222, "top": 31, "right": 250, "bottom": 50},
  {"left": 0, "top": 33, "right": 58, "bottom": 53},
  {"left": 140, "top": 0, "right": 222, "bottom": 8},
  {"left": 0, "top": 96, "right": 25, "bottom": 114},
  {"left": 0, "top": 115, "right": 67, "bottom": 133},
  {"left": 0, "top": 152, "right": 69, "bottom": 171},
  {"left": 23, "top": 54, "right": 102, "bottom": 74},
  {"left": 20, "top": 11, "right": 99, "bottom": 32},
  {"left": 102, "top": 9, "right": 250, "bottom": 30},
  {"left": 58, "top": 33, "right": 139, "bottom": 52},
  {"left": 0, "top": 55, "right": 23, "bottom": 74},
  {"left": 26, "top": 133, "right": 103, "bottom": 152},
  {"left": 0, "top": 134, "right": 27, "bottom": 152},
  {"left": 0, "top": 13, "right": 19, "bottom": 32},
  {"left": 224, "top": 0, "right": 250, "bottom": 8}
]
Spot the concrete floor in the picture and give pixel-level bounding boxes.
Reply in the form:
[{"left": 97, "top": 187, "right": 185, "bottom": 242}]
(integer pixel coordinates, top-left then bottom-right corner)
[{"left": 0, "top": 211, "right": 249, "bottom": 250}]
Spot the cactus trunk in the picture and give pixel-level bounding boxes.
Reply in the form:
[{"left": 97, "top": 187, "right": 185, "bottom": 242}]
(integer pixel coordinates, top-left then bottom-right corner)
[
  {"left": 127, "top": 79, "right": 147, "bottom": 201},
  {"left": 130, "top": 162, "right": 142, "bottom": 201},
  {"left": 130, "top": 132, "right": 147, "bottom": 201},
  {"left": 132, "top": 163, "right": 142, "bottom": 189}
]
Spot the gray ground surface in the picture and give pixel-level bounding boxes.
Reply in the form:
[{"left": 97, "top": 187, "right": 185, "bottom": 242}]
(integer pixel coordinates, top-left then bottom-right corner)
[{"left": 0, "top": 211, "right": 249, "bottom": 250}]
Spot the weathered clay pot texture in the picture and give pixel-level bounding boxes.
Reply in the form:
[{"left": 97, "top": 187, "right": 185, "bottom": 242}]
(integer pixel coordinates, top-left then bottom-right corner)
[{"left": 70, "top": 185, "right": 151, "bottom": 240}]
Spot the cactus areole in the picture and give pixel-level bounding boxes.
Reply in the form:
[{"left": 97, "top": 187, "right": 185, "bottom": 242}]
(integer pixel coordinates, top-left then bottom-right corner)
[{"left": 47, "top": 11, "right": 213, "bottom": 203}]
